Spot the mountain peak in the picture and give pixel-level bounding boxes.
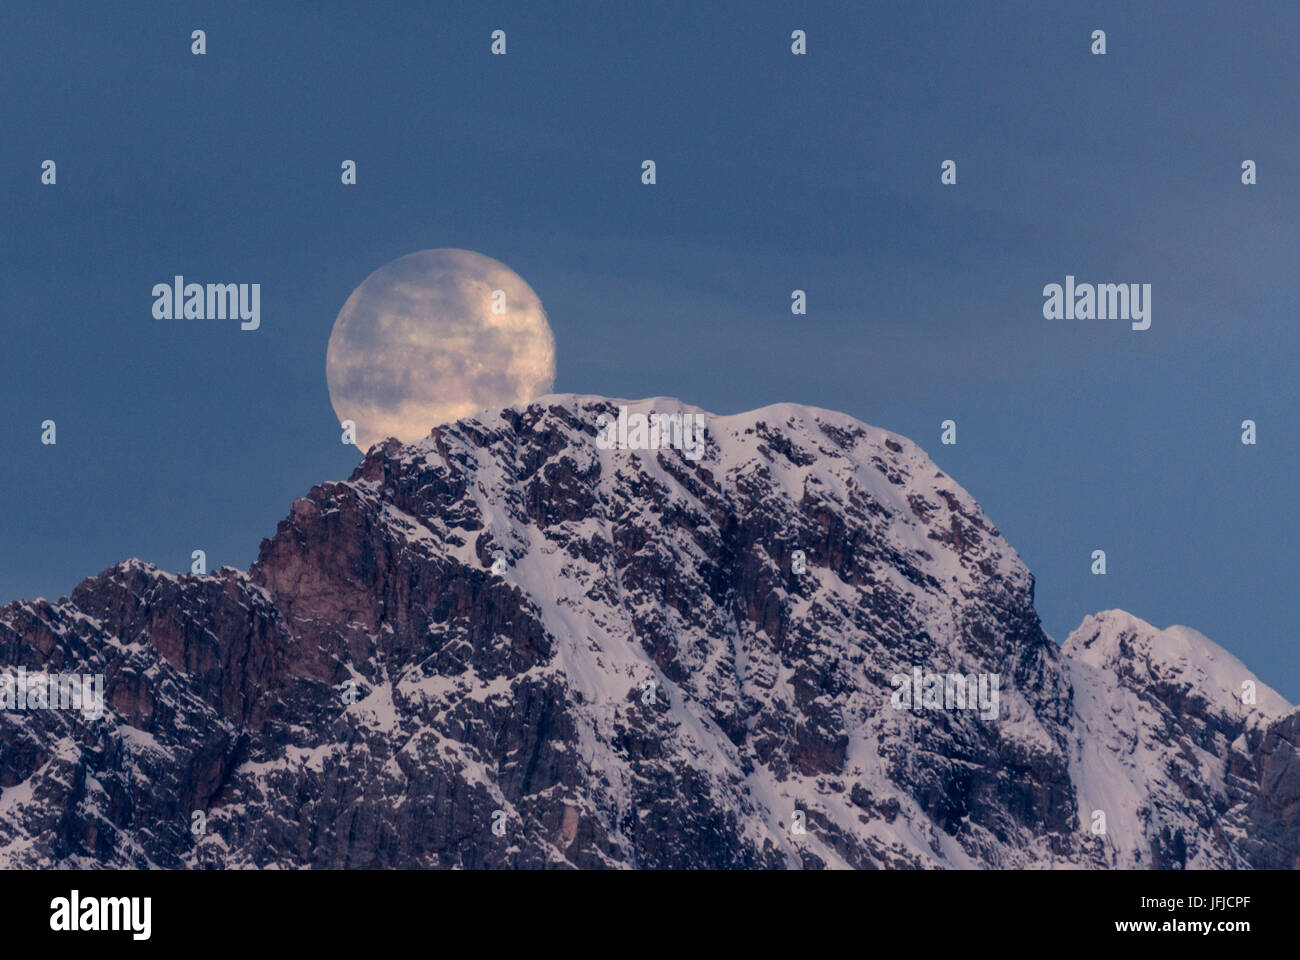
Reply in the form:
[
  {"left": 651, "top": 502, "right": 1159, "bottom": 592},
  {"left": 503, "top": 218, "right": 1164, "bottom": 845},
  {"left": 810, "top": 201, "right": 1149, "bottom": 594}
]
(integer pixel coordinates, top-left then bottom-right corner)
[
  {"left": 2, "top": 395, "right": 1296, "bottom": 869},
  {"left": 1064, "top": 608, "right": 1292, "bottom": 724}
]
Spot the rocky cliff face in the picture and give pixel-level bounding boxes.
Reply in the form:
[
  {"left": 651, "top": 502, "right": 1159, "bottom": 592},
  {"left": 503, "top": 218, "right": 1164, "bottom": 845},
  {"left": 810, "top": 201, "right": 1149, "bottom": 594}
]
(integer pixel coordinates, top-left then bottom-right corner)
[{"left": 0, "top": 395, "right": 1293, "bottom": 868}]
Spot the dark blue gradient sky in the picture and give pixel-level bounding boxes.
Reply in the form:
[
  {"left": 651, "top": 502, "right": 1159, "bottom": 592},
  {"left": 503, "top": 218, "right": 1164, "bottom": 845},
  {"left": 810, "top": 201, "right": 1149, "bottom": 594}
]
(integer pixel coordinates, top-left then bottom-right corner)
[{"left": 2, "top": 2, "right": 1297, "bottom": 697}]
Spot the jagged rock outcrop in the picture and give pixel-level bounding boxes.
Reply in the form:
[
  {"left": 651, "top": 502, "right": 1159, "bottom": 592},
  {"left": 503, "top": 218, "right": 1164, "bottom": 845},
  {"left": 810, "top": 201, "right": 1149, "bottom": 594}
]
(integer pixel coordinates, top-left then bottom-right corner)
[{"left": 0, "top": 395, "right": 1293, "bottom": 868}]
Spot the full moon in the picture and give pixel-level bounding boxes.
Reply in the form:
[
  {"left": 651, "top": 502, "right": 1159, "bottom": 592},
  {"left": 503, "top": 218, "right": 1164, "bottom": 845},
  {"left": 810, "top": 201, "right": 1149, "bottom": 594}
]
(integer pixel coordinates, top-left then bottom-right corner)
[{"left": 326, "top": 249, "right": 556, "bottom": 450}]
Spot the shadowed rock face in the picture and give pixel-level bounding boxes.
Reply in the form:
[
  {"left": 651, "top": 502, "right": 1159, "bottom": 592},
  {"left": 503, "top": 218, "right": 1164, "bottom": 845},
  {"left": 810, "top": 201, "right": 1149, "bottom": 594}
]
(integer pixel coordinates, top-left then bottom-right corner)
[
  {"left": 1238, "top": 713, "right": 1300, "bottom": 869},
  {"left": 0, "top": 395, "right": 1294, "bottom": 869}
]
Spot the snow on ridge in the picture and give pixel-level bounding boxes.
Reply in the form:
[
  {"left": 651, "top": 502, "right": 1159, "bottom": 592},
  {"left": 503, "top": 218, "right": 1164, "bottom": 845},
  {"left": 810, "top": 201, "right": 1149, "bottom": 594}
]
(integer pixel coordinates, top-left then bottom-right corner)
[
  {"left": 1061, "top": 609, "right": 1293, "bottom": 868},
  {"left": 385, "top": 393, "right": 976, "bottom": 523},
  {"left": 369, "top": 393, "right": 1034, "bottom": 602},
  {"left": 1063, "top": 608, "right": 1292, "bottom": 720}
]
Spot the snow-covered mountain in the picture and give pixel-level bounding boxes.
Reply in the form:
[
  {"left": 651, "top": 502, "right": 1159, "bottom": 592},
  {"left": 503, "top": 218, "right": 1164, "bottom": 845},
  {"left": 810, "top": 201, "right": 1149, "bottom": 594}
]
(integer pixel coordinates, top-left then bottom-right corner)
[
  {"left": 1064, "top": 610, "right": 1296, "bottom": 868},
  {"left": 1, "top": 395, "right": 1295, "bottom": 868}
]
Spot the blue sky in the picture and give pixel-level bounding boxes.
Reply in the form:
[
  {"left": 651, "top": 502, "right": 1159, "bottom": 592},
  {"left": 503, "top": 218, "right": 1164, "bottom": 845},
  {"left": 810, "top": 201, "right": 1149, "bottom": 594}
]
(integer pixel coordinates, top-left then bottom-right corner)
[{"left": 2, "top": 2, "right": 1297, "bottom": 697}]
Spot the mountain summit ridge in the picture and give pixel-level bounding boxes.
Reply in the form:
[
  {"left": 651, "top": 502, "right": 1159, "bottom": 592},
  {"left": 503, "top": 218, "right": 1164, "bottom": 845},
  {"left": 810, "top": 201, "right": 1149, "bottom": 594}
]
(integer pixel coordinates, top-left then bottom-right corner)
[{"left": 1, "top": 394, "right": 1296, "bottom": 868}]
